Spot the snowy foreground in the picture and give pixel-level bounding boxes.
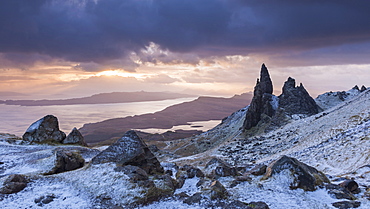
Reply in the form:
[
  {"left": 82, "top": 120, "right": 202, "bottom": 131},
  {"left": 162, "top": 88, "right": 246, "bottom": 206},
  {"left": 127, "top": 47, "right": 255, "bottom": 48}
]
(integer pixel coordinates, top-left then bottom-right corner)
[{"left": 1, "top": 90, "right": 370, "bottom": 208}]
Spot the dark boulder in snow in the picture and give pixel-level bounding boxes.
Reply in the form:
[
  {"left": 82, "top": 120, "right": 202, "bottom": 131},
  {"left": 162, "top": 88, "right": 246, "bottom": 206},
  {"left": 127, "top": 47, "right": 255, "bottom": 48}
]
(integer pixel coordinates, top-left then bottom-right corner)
[
  {"left": 34, "top": 194, "right": 56, "bottom": 206},
  {"left": 206, "top": 180, "right": 229, "bottom": 200},
  {"left": 262, "top": 155, "right": 329, "bottom": 191},
  {"left": 325, "top": 184, "right": 356, "bottom": 200},
  {"left": 0, "top": 174, "right": 27, "bottom": 194},
  {"left": 63, "top": 127, "right": 87, "bottom": 146},
  {"left": 243, "top": 64, "right": 275, "bottom": 130},
  {"left": 277, "top": 77, "right": 319, "bottom": 116},
  {"left": 332, "top": 200, "right": 361, "bottom": 209},
  {"left": 91, "top": 130, "right": 164, "bottom": 175},
  {"left": 205, "top": 158, "right": 238, "bottom": 178},
  {"left": 340, "top": 179, "right": 360, "bottom": 194},
  {"left": 247, "top": 164, "right": 267, "bottom": 176},
  {"left": 22, "top": 115, "right": 66, "bottom": 144},
  {"left": 45, "top": 149, "right": 85, "bottom": 175},
  {"left": 176, "top": 164, "right": 204, "bottom": 179}
]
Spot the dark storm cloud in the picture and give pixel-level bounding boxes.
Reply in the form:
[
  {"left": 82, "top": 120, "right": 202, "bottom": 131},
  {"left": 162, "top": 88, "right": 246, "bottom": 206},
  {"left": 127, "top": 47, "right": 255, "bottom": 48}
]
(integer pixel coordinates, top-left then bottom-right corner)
[{"left": 1, "top": 0, "right": 370, "bottom": 69}]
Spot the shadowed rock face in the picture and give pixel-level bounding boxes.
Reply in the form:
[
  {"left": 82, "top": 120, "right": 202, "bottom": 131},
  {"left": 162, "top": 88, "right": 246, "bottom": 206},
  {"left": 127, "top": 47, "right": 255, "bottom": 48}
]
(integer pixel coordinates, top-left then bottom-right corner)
[
  {"left": 278, "top": 77, "right": 319, "bottom": 116},
  {"left": 63, "top": 127, "right": 87, "bottom": 146},
  {"left": 91, "top": 130, "right": 164, "bottom": 174},
  {"left": 243, "top": 64, "right": 275, "bottom": 130},
  {"left": 22, "top": 115, "right": 66, "bottom": 144},
  {"left": 243, "top": 65, "right": 319, "bottom": 131}
]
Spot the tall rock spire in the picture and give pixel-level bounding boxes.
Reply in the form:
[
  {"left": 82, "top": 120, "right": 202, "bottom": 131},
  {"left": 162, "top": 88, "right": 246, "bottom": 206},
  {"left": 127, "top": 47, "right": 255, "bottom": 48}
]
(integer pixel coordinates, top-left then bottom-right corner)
[
  {"left": 260, "top": 63, "right": 273, "bottom": 94},
  {"left": 243, "top": 64, "right": 275, "bottom": 130}
]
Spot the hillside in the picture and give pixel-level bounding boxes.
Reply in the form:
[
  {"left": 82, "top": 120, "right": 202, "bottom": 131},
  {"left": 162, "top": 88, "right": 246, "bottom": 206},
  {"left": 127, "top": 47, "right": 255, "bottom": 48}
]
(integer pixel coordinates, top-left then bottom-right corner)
[
  {"left": 1, "top": 65, "right": 370, "bottom": 209},
  {"left": 79, "top": 93, "right": 252, "bottom": 144},
  {"left": 0, "top": 91, "right": 194, "bottom": 106}
]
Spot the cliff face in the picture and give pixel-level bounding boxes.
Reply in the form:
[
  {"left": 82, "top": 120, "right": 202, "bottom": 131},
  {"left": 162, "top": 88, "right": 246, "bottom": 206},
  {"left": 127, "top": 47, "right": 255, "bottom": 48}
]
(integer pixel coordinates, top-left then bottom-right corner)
[{"left": 278, "top": 77, "right": 319, "bottom": 116}]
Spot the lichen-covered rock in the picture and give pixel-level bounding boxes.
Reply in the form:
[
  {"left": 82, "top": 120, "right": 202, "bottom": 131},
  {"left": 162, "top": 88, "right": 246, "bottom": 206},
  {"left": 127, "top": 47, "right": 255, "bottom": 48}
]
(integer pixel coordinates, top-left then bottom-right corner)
[
  {"left": 91, "top": 130, "right": 164, "bottom": 175},
  {"left": 22, "top": 115, "right": 66, "bottom": 144},
  {"left": 63, "top": 127, "right": 87, "bottom": 146},
  {"left": 0, "top": 174, "right": 27, "bottom": 194},
  {"left": 45, "top": 149, "right": 85, "bottom": 175},
  {"left": 262, "top": 155, "right": 329, "bottom": 191}
]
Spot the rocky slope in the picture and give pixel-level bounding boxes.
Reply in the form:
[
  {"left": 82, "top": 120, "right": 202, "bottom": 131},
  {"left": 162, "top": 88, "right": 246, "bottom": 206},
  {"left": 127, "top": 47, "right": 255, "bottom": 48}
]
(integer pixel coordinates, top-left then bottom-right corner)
[{"left": 0, "top": 64, "right": 369, "bottom": 208}]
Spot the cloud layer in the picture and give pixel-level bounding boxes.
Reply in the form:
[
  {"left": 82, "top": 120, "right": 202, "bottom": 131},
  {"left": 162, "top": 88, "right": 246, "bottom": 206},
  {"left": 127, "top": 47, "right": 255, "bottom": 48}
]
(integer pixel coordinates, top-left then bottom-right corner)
[{"left": 1, "top": 0, "right": 370, "bottom": 70}]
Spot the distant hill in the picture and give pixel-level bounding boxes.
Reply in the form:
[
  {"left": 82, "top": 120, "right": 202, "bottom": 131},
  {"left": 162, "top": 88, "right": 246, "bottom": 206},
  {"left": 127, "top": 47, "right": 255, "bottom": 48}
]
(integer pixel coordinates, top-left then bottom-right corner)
[
  {"left": 0, "top": 91, "right": 195, "bottom": 106},
  {"left": 79, "top": 93, "right": 253, "bottom": 144}
]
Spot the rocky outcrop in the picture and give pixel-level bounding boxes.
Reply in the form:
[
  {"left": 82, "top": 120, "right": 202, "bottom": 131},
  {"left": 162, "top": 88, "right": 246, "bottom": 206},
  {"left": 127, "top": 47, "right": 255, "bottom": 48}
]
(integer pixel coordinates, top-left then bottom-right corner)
[
  {"left": 243, "top": 64, "right": 275, "bottom": 130},
  {"left": 91, "top": 130, "right": 164, "bottom": 174},
  {"left": 22, "top": 115, "right": 66, "bottom": 144},
  {"left": 277, "top": 77, "right": 319, "bottom": 116},
  {"left": 262, "top": 155, "right": 329, "bottom": 191},
  {"left": 45, "top": 149, "right": 85, "bottom": 175},
  {"left": 63, "top": 127, "right": 88, "bottom": 146},
  {"left": 0, "top": 174, "right": 28, "bottom": 194},
  {"left": 243, "top": 65, "right": 319, "bottom": 131}
]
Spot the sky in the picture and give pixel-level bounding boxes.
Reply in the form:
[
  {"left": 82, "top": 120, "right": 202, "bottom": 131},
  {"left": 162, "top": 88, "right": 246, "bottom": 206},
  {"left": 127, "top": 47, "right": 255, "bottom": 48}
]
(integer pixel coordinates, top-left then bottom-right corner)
[{"left": 0, "top": 0, "right": 370, "bottom": 99}]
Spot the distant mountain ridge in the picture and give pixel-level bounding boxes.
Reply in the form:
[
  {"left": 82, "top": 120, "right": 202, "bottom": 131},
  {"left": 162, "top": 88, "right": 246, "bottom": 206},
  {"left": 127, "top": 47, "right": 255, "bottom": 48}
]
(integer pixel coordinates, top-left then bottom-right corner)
[
  {"left": 79, "top": 93, "right": 253, "bottom": 144},
  {"left": 0, "top": 91, "right": 195, "bottom": 106}
]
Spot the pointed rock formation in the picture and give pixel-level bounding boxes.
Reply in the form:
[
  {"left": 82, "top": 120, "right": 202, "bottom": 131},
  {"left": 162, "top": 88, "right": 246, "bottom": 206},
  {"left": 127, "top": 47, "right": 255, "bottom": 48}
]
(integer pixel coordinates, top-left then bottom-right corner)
[
  {"left": 360, "top": 85, "right": 367, "bottom": 92},
  {"left": 91, "top": 130, "right": 164, "bottom": 174},
  {"left": 243, "top": 64, "right": 275, "bottom": 130},
  {"left": 22, "top": 115, "right": 66, "bottom": 144},
  {"left": 278, "top": 77, "right": 319, "bottom": 116},
  {"left": 63, "top": 127, "right": 88, "bottom": 146}
]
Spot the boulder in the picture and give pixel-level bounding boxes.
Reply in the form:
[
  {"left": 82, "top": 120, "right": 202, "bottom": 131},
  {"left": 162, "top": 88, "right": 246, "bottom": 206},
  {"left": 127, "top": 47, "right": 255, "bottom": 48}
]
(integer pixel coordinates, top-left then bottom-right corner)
[
  {"left": 34, "top": 194, "right": 56, "bottom": 206},
  {"left": 332, "top": 201, "right": 361, "bottom": 209},
  {"left": 262, "top": 155, "right": 329, "bottom": 191},
  {"left": 63, "top": 127, "right": 87, "bottom": 146},
  {"left": 340, "top": 180, "right": 360, "bottom": 194},
  {"left": 0, "top": 174, "right": 27, "bottom": 194},
  {"left": 205, "top": 180, "right": 229, "bottom": 200},
  {"left": 45, "top": 149, "right": 85, "bottom": 175},
  {"left": 91, "top": 130, "right": 164, "bottom": 175},
  {"left": 22, "top": 115, "right": 66, "bottom": 144},
  {"left": 326, "top": 184, "right": 356, "bottom": 200},
  {"left": 176, "top": 165, "right": 204, "bottom": 179},
  {"left": 247, "top": 164, "right": 267, "bottom": 176},
  {"left": 243, "top": 64, "right": 275, "bottom": 130},
  {"left": 205, "top": 158, "right": 238, "bottom": 178}
]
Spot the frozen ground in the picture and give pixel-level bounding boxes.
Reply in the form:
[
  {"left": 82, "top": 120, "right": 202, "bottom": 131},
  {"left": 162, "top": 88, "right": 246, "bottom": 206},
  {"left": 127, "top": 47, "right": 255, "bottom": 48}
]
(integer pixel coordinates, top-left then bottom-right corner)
[{"left": 1, "top": 90, "right": 370, "bottom": 208}]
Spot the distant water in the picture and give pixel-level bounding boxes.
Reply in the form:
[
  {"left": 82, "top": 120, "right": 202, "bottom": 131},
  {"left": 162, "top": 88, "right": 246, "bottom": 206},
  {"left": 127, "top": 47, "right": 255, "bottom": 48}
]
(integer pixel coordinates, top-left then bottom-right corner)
[{"left": 0, "top": 98, "right": 200, "bottom": 136}]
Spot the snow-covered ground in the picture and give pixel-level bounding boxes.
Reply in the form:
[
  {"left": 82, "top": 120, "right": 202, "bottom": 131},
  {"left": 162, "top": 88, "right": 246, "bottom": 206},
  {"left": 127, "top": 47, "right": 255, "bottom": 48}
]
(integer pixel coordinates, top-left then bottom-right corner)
[{"left": 1, "top": 89, "right": 370, "bottom": 208}]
